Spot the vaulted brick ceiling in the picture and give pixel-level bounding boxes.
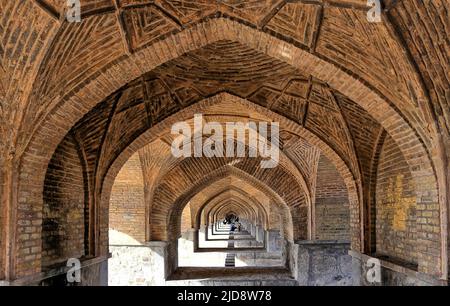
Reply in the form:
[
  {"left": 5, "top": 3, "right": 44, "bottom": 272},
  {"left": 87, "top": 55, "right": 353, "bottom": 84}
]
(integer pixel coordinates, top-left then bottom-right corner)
[
  {"left": 62, "top": 42, "right": 380, "bottom": 210},
  {"left": 1, "top": 0, "right": 447, "bottom": 166},
  {"left": 1, "top": 0, "right": 448, "bottom": 283},
  {"left": 65, "top": 88, "right": 364, "bottom": 242}
]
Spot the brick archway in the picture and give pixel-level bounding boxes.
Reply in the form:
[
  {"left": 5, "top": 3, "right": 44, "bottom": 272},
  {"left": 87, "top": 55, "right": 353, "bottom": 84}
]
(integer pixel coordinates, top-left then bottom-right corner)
[
  {"left": 14, "top": 20, "right": 444, "bottom": 279},
  {"left": 205, "top": 196, "right": 258, "bottom": 229},
  {"left": 97, "top": 94, "right": 357, "bottom": 249},
  {"left": 198, "top": 186, "right": 271, "bottom": 232},
  {"left": 174, "top": 171, "right": 287, "bottom": 242},
  {"left": 155, "top": 158, "right": 307, "bottom": 241}
]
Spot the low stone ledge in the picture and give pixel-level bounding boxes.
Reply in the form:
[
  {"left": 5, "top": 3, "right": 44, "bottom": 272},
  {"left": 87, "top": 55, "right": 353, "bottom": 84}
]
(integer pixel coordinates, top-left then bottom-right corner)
[
  {"left": 3, "top": 255, "right": 110, "bottom": 286},
  {"left": 289, "top": 240, "right": 352, "bottom": 286},
  {"left": 349, "top": 250, "right": 447, "bottom": 286}
]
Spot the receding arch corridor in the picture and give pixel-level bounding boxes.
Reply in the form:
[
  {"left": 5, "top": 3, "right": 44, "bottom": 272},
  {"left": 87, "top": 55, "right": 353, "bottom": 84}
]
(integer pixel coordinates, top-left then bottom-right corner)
[{"left": 0, "top": 0, "right": 448, "bottom": 287}]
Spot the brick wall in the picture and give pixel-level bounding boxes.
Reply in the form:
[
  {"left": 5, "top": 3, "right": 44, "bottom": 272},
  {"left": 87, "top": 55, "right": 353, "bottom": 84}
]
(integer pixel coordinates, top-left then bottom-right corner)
[
  {"left": 375, "top": 135, "right": 417, "bottom": 264},
  {"left": 42, "top": 135, "right": 86, "bottom": 268},
  {"left": 315, "top": 155, "right": 350, "bottom": 241},
  {"left": 2, "top": 3, "right": 445, "bottom": 281},
  {"left": 109, "top": 153, "right": 145, "bottom": 244},
  {"left": 291, "top": 206, "right": 308, "bottom": 240},
  {"left": 180, "top": 202, "right": 192, "bottom": 234}
]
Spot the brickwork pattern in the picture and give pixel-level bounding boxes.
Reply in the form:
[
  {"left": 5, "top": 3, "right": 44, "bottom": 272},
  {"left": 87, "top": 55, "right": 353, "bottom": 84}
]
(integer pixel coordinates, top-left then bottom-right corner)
[
  {"left": 315, "top": 155, "right": 350, "bottom": 241},
  {"left": 0, "top": 1, "right": 447, "bottom": 282},
  {"left": 376, "top": 135, "right": 417, "bottom": 265},
  {"left": 109, "top": 153, "right": 145, "bottom": 244},
  {"left": 43, "top": 135, "right": 85, "bottom": 268}
]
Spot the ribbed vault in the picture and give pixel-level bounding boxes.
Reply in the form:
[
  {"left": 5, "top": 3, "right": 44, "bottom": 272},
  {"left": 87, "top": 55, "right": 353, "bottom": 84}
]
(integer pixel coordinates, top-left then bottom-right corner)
[{"left": 0, "top": 0, "right": 448, "bottom": 283}]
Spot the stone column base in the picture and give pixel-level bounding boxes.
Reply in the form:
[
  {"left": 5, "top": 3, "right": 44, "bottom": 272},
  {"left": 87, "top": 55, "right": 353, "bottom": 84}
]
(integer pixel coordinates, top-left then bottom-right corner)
[
  {"left": 1, "top": 256, "right": 109, "bottom": 286},
  {"left": 109, "top": 241, "right": 174, "bottom": 286},
  {"left": 266, "top": 230, "right": 282, "bottom": 252}
]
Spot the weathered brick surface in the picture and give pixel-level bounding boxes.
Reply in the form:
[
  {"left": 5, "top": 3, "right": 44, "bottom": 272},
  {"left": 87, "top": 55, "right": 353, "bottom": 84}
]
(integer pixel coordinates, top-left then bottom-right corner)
[
  {"left": 109, "top": 153, "right": 145, "bottom": 244},
  {"left": 0, "top": 1, "right": 448, "bottom": 283},
  {"left": 180, "top": 203, "right": 193, "bottom": 234},
  {"left": 43, "top": 134, "right": 85, "bottom": 268},
  {"left": 315, "top": 155, "right": 350, "bottom": 241},
  {"left": 375, "top": 135, "right": 417, "bottom": 265}
]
